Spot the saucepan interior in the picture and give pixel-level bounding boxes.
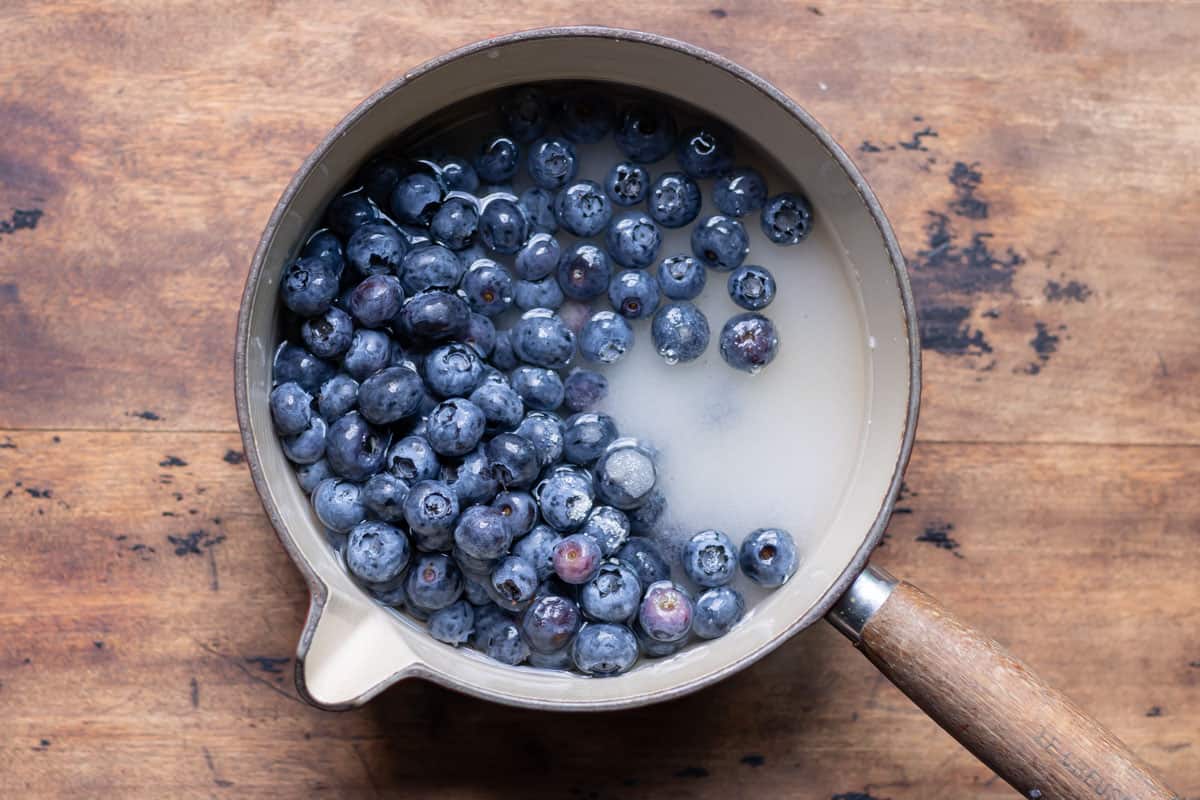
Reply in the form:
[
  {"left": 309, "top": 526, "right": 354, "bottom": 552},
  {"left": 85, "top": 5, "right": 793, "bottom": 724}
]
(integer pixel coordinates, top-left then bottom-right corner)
[{"left": 235, "top": 27, "right": 918, "bottom": 710}]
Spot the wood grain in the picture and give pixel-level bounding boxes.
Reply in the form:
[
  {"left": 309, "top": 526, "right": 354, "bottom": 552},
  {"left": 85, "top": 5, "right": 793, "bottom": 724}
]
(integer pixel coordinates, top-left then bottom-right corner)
[{"left": 0, "top": 1, "right": 1198, "bottom": 798}]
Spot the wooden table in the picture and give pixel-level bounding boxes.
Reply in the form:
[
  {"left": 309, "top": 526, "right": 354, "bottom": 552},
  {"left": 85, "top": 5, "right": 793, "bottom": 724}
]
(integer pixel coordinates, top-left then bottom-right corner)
[{"left": 2, "top": 2, "right": 1197, "bottom": 797}]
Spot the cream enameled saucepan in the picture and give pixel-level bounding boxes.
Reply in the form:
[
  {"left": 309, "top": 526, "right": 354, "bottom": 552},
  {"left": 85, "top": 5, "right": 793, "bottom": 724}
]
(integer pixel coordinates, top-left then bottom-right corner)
[{"left": 235, "top": 27, "right": 1178, "bottom": 799}]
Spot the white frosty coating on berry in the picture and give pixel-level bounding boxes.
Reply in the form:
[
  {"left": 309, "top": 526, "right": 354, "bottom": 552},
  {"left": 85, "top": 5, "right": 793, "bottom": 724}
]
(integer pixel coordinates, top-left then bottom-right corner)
[{"left": 603, "top": 448, "right": 656, "bottom": 500}]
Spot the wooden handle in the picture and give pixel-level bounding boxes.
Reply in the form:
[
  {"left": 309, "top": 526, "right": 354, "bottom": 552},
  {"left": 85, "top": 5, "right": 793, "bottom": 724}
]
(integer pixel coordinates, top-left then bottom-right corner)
[{"left": 857, "top": 581, "right": 1179, "bottom": 800}]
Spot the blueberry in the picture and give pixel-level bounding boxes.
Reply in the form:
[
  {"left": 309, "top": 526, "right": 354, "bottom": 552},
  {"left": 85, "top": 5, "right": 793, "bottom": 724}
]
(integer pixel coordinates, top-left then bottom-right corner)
[
  {"left": 469, "top": 381, "right": 524, "bottom": 432},
  {"left": 527, "top": 137, "right": 577, "bottom": 190},
  {"left": 438, "top": 156, "right": 479, "bottom": 192},
  {"left": 594, "top": 439, "right": 658, "bottom": 511},
  {"left": 651, "top": 301, "right": 710, "bottom": 364},
  {"left": 346, "top": 222, "right": 407, "bottom": 277},
  {"left": 270, "top": 382, "right": 313, "bottom": 436},
  {"left": 515, "top": 411, "right": 565, "bottom": 467},
  {"left": 677, "top": 125, "right": 735, "bottom": 178},
  {"left": 312, "top": 478, "right": 366, "bottom": 533},
  {"left": 634, "top": 620, "right": 683, "bottom": 658},
  {"left": 562, "top": 369, "right": 608, "bottom": 413},
  {"left": 274, "top": 342, "right": 335, "bottom": 392},
  {"left": 647, "top": 172, "right": 701, "bottom": 229},
  {"left": 283, "top": 411, "right": 327, "bottom": 462},
  {"left": 428, "top": 599, "right": 475, "bottom": 645},
  {"left": 554, "top": 180, "right": 612, "bottom": 238},
  {"left": 693, "top": 585, "right": 745, "bottom": 639},
  {"left": 396, "top": 290, "right": 470, "bottom": 343},
  {"left": 719, "top": 312, "right": 780, "bottom": 373},
  {"left": 727, "top": 265, "right": 776, "bottom": 311},
  {"left": 478, "top": 196, "right": 529, "bottom": 256},
  {"left": 492, "top": 490, "right": 537, "bottom": 539},
  {"left": 573, "top": 623, "right": 639, "bottom": 676},
  {"left": 362, "top": 472, "right": 409, "bottom": 522},
  {"left": 579, "top": 505, "right": 630, "bottom": 557},
  {"left": 556, "top": 242, "right": 611, "bottom": 301},
  {"left": 397, "top": 224, "right": 433, "bottom": 250},
  {"left": 346, "top": 521, "right": 411, "bottom": 584},
  {"left": 400, "top": 245, "right": 465, "bottom": 294},
  {"left": 510, "top": 366, "right": 564, "bottom": 412},
  {"left": 470, "top": 603, "right": 512, "bottom": 650},
  {"left": 358, "top": 366, "right": 423, "bottom": 425},
  {"left": 563, "top": 412, "right": 619, "bottom": 466},
  {"left": 553, "top": 533, "right": 603, "bottom": 584},
  {"left": 347, "top": 274, "right": 404, "bottom": 328},
  {"left": 558, "top": 88, "right": 613, "bottom": 143},
  {"left": 490, "top": 329, "right": 518, "bottom": 371},
  {"left": 462, "top": 573, "right": 492, "bottom": 606},
  {"left": 356, "top": 156, "right": 407, "bottom": 207},
  {"left": 604, "top": 161, "right": 650, "bottom": 207},
  {"left": 453, "top": 504, "right": 512, "bottom": 561},
  {"left": 326, "top": 189, "right": 378, "bottom": 237},
  {"left": 579, "top": 559, "right": 642, "bottom": 623},
  {"left": 521, "top": 593, "right": 582, "bottom": 653},
  {"left": 302, "top": 306, "right": 355, "bottom": 359},
  {"left": 281, "top": 256, "right": 338, "bottom": 316},
  {"left": 683, "top": 529, "right": 737, "bottom": 588},
  {"left": 424, "top": 344, "right": 483, "bottom": 398},
  {"left": 761, "top": 192, "right": 813, "bottom": 244},
  {"left": 512, "top": 524, "right": 563, "bottom": 581},
  {"left": 301, "top": 229, "right": 345, "bottom": 275},
  {"left": 340, "top": 329, "right": 392, "bottom": 380},
  {"left": 489, "top": 555, "right": 539, "bottom": 612},
  {"left": 615, "top": 103, "right": 676, "bottom": 163},
  {"left": 425, "top": 398, "right": 485, "bottom": 457},
  {"left": 296, "top": 458, "right": 334, "bottom": 494},
  {"left": 406, "top": 553, "right": 464, "bottom": 611},
  {"left": 607, "top": 270, "right": 660, "bottom": 320},
  {"left": 390, "top": 172, "right": 443, "bottom": 226},
  {"left": 605, "top": 212, "right": 662, "bottom": 269},
  {"left": 367, "top": 575, "right": 409, "bottom": 607},
  {"left": 514, "top": 276, "right": 564, "bottom": 311},
  {"left": 463, "top": 313, "right": 497, "bottom": 358},
  {"left": 403, "top": 480, "right": 460, "bottom": 551},
  {"left": 639, "top": 580, "right": 693, "bottom": 643},
  {"left": 656, "top": 255, "right": 707, "bottom": 300},
  {"left": 430, "top": 193, "right": 479, "bottom": 250},
  {"left": 474, "top": 133, "right": 520, "bottom": 183},
  {"left": 511, "top": 309, "right": 576, "bottom": 369},
  {"left": 325, "top": 411, "right": 390, "bottom": 480},
  {"left": 535, "top": 465, "right": 594, "bottom": 531},
  {"left": 713, "top": 167, "right": 767, "bottom": 218},
  {"left": 441, "top": 446, "right": 499, "bottom": 506},
  {"left": 501, "top": 86, "right": 550, "bottom": 143},
  {"left": 579, "top": 311, "right": 634, "bottom": 365},
  {"left": 483, "top": 617, "right": 531, "bottom": 665},
  {"left": 616, "top": 536, "right": 670, "bottom": 586},
  {"left": 482, "top": 433, "right": 538, "bottom": 489},
  {"left": 739, "top": 526, "right": 800, "bottom": 587},
  {"left": 517, "top": 188, "right": 558, "bottom": 234},
  {"left": 691, "top": 215, "right": 750, "bottom": 271},
  {"left": 627, "top": 489, "right": 667, "bottom": 535},
  {"left": 386, "top": 435, "right": 441, "bottom": 483},
  {"left": 461, "top": 259, "right": 514, "bottom": 316}
]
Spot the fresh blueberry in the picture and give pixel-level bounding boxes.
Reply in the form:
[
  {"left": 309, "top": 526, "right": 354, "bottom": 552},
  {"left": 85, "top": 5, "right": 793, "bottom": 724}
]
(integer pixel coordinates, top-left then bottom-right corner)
[
  {"left": 358, "top": 365, "right": 424, "bottom": 425},
  {"left": 501, "top": 86, "right": 550, "bottom": 143},
  {"left": 301, "top": 307, "right": 355, "bottom": 359},
  {"left": 554, "top": 181, "right": 612, "bottom": 238},
  {"left": 616, "top": 537, "right": 670, "bottom": 586},
  {"left": 340, "top": 329, "right": 392, "bottom": 380},
  {"left": 556, "top": 242, "right": 611, "bottom": 301},
  {"left": 719, "top": 312, "right": 780, "bottom": 373},
  {"left": 580, "top": 559, "right": 641, "bottom": 622},
  {"left": 651, "top": 301, "right": 710, "bottom": 364},
  {"left": 397, "top": 223, "right": 433, "bottom": 250},
  {"left": 492, "top": 491, "right": 537, "bottom": 539},
  {"left": 428, "top": 599, "right": 475, "bottom": 645},
  {"left": 478, "top": 196, "right": 529, "bottom": 256},
  {"left": 356, "top": 156, "right": 407, "bottom": 207},
  {"left": 468, "top": 381, "right": 524, "bottom": 432},
  {"left": 517, "top": 188, "right": 558, "bottom": 234},
  {"left": 390, "top": 172, "right": 443, "bottom": 225},
  {"left": 346, "top": 521, "right": 411, "bottom": 584},
  {"left": 490, "top": 329, "right": 519, "bottom": 371},
  {"left": 424, "top": 344, "right": 483, "bottom": 398},
  {"left": 761, "top": 192, "right": 814, "bottom": 244},
  {"left": 691, "top": 215, "right": 749, "bottom": 271},
  {"left": 563, "top": 412, "right": 619, "bottom": 466},
  {"left": 573, "top": 623, "right": 638, "bottom": 676},
  {"left": 562, "top": 369, "right": 608, "bottom": 413},
  {"left": 347, "top": 274, "right": 404, "bottom": 328},
  {"left": 579, "top": 311, "right": 633, "bottom": 365},
  {"left": 727, "top": 265, "right": 776, "bottom": 310},
  {"left": 474, "top": 133, "right": 521, "bottom": 183},
  {"left": 615, "top": 103, "right": 676, "bottom": 163},
  {"left": 346, "top": 222, "right": 407, "bottom": 277},
  {"left": 677, "top": 125, "right": 735, "bottom": 178},
  {"left": 521, "top": 593, "right": 582, "bottom": 653},
  {"left": 604, "top": 161, "right": 649, "bottom": 207},
  {"left": 386, "top": 435, "right": 441, "bottom": 483},
  {"left": 366, "top": 575, "right": 408, "bottom": 608},
  {"left": 470, "top": 603, "right": 511, "bottom": 649},
  {"left": 280, "top": 256, "right": 338, "bottom": 316},
  {"left": 607, "top": 270, "right": 660, "bottom": 320},
  {"left": 325, "top": 411, "right": 390, "bottom": 480},
  {"left": 489, "top": 555, "right": 539, "bottom": 612},
  {"left": 558, "top": 88, "right": 613, "bottom": 143},
  {"left": 402, "top": 480, "right": 460, "bottom": 551},
  {"left": 425, "top": 398, "right": 485, "bottom": 457},
  {"left": 282, "top": 414, "right": 326, "bottom": 463},
  {"left": 438, "top": 156, "right": 479, "bottom": 192},
  {"left": 274, "top": 342, "right": 335, "bottom": 392},
  {"left": 647, "top": 172, "right": 701, "bottom": 228},
  {"left": 739, "top": 527, "right": 799, "bottom": 587},
  {"left": 400, "top": 244, "right": 465, "bottom": 294},
  {"left": 535, "top": 465, "right": 594, "bottom": 531},
  {"left": 462, "top": 573, "right": 492, "bottom": 606},
  {"left": 594, "top": 439, "right": 657, "bottom": 510},
  {"left": 430, "top": 193, "right": 479, "bottom": 250},
  {"left": 713, "top": 167, "right": 767, "bottom": 217},
  {"left": 270, "top": 382, "right": 313, "bottom": 436},
  {"left": 515, "top": 411, "right": 565, "bottom": 467},
  {"left": 484, "top": 433, "right": 540, "bottom": 489},
  {"left": 483, "top": 616, "right": 531, "bottom": 665},
  {"left": 579, "top": 505, "right": 630, "bottom": 557},
  {"left": 326, "top": 189, "right": 378, "bottom": 237},
  {"left": 406, "top": 553, "right": 464, "bottom": 611},
  {"left": 527, "top": 137, "right": 577, "bottom": 190},
  {"left": 514, "top": 276, "right": 564, "bottom": 311},
  {"left": 312, "top": 478, "right": 366, "bottom": 533},
  {"left": 461, "top": 259, "right": 514, "bottom": 316},
  {"left": 656, "top": 255, "right": 706, "bottom": 301},
  {"left": 296, "top": 458, "right": 334, "bottom": 494},
  {"left": 639, "top": 580, "right": 693, "bottom": 643},
  {"left": 693, "top": 586, "right": 745, "bottom": 640},
  {"left": 605, "top": 212, "right": 661, "bottom": 269},
  {"left": 441, "top": 445, "right": 499, "bottom": 506},
  {"left": 301, "top": 229, "right": 345, "bottom": 275},
  {"left": 683, "top": 529, "right": 737, "bottom": 587},
  {"left": 511, "top": 309, "right": 576, "bottom": 369},
  {"left": 463, "top": 313, "right": 497, "bottom": 358},
  {"left": 634, "top": 620, "right": 683, "bottom": 658},
  {"left": 510, "top": 366, "right": 564, "bottom": 412},
  {"left": 453, "top": 504, "right": 512, "bottom": 561},
  {"left": 396, "top": 290, "right": 470, "bottom": 343},
  {"left": 512, "top": 524, "right": 563, "bottom": 581},
  {"left": 627, "top": 489, "right": 667, "bottom": 535},
  {"left": 553, "top": 533, "right": 603, "bottom": 584},
  {"left": 362, "top": 472, "right": 409, "bottom": 522}
]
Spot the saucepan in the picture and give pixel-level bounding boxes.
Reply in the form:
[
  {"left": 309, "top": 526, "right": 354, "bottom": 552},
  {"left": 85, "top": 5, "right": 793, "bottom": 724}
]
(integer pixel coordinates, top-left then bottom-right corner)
[{"left": 234, "top": 26, "right": 1178, "bottom": 798}]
